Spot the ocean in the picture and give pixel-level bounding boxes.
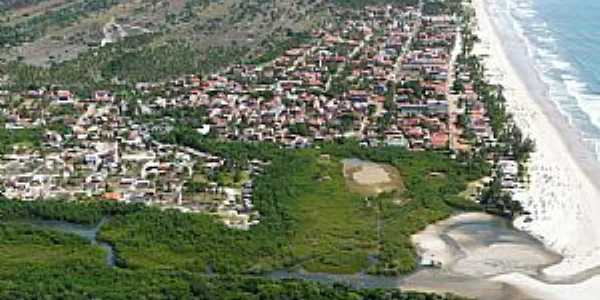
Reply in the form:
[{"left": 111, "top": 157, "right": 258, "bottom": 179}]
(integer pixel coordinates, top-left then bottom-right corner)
[{"left": 486, "top": 0, "right": 600, "bottom": 159}]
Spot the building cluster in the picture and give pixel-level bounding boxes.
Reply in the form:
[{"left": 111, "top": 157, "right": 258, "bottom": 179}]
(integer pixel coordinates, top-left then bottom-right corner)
[
  {"left": 0, "top": 90, "right": 264, "bottom": 229},
  {"left": 139, "top": 5, "right": 462, "bottom": 150},
  {"left": 0, "top": 4, "right": 500, "bottom": 228}
]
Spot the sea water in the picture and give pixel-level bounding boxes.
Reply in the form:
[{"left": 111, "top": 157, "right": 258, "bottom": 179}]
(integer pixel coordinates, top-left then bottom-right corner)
[{"left": 486, "top": 0, "right": 600, "bottom": 159}]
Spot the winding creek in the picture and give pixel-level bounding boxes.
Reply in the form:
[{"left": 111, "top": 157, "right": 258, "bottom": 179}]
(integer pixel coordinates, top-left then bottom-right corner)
[
  {"left": 17, "top": 211, "right": 595, "bottom": 300},
  {"left": 22, "top": 218, "right": 117, "bottom": 268}
]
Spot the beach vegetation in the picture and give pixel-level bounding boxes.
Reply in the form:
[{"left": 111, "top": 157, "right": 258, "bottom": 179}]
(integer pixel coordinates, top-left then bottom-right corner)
[{"left": 457, "top": 1, "right": 535, "bottom": 218}]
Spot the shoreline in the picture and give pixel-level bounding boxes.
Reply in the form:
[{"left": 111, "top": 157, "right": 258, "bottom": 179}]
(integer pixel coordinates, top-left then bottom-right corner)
[
  {"left": 473, "top": 0, "right": 600, "bottom": 278},
  {"left": 472, "top": 0, "right": 600, "bottom": 298},
  {"left": 406, "top": 212, "right": 558, "bottom": 300}
]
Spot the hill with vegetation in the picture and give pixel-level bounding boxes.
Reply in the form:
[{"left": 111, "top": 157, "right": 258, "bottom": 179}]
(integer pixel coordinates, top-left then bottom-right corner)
[{"left": 0, "top": 0, "right": 430, "bottom": 96}]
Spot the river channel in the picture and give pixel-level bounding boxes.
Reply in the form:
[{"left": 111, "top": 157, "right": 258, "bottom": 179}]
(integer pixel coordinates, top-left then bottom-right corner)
[
  {"left": 16, "top": 212, "right": 565, "bottom": 299},
  {"left": 22, "top": 217, "right": 116, "bottom": 267}
]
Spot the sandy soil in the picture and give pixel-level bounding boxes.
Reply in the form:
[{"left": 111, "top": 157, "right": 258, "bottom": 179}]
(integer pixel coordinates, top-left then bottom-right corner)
[
  {"left": 352, "top": 164, "right": 391, "bottom": 185},
  {"left": 406, "top": 213, "right": 558, "bottom": 300},
  {"left": 342, "top": 159, "right": 404, "bottom": 196}
]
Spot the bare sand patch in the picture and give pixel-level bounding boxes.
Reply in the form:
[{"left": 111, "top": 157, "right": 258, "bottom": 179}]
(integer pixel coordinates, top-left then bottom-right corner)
[
  {"left": 342, "top": 159, "right": 404, "bottom": 196},
  {"left": 352, "top": 164, "right": 391, "bottom": 185}
]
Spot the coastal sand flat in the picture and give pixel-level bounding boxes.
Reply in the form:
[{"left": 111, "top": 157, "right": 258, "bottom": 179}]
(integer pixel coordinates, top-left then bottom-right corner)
[
  {"left": 412, "top": 213, "right": 558, "bottom": 277},
  {"left": 408, "top": 213, "right": 557, "bottom": 300}
]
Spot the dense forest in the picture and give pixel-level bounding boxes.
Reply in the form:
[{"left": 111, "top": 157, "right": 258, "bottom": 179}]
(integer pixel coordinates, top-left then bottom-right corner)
[{"left": 0, "top": 223, "right": 473, "bottom": 299}]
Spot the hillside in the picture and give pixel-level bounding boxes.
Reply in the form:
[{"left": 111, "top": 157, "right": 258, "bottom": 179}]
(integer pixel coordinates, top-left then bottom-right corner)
[
  {"left": 0, "top": 0, "right": 327, "bottom": 65},
  {"left": 0, "top": 0, "right": 427, "bottom": 94}
]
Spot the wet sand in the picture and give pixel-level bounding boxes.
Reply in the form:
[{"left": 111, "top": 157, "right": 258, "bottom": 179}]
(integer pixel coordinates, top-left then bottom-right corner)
[
  {"left": 406, "top": 213, "right": 558, "bottom": 300},
  {"left": 271, "top": 212, "right": 555, "bottom": 300}
]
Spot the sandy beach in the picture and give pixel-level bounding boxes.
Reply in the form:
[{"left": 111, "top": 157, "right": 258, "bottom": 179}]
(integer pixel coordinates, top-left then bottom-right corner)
[
  {"left": 407, "top": 212, "right": 557, "bottom": 300},
  {"left": 473, "top": 0, "right": 600, "bottom": 297}
]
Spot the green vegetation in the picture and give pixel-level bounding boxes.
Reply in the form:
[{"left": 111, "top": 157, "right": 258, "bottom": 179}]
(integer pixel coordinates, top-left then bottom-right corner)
[
  {"left": 0, "top": 0, "right": 51, "bottom": 12},
  {"left": 0, "top": 33, "right": 250, "bottom": 96},
  {"left": 249, "top": 31, "right": 312, "bottom": 65},
  {"left": 0, "top": 128, "right": 485, "bottom": 298},
  {"left": 0, "top": 199, "right": 144, "bottom": 224},
  {"left": 140, "top": 129, "right": 486, "bottom": 275},
  {"left": 142, "top": 107, "right": 209, "bottom": 128},
  {"left": 0, "top": 221, "right": 474, "bottom": 299},
  {"left": 0, "top": 127, "right": 42, "bottom": 154},
  {"left": 0, "top": 0, "right": 122, "bottom": 47},
  {"left": 457, "top": 4, "right": 533, "bottom": 218},
  {"left": 320, "top": 142, "right": 489, "bottom": 274},
  {"left": 333, "top": 0, "right": 419, "bottom": 8},
  {"left": 423, "top": 0, "right": 463, "bottom": 16},
  {"left": 0, "top": 129, "right": 487, "bottom": 277},
  {"left": 0, "top": 222, "right": 105, "bottom": 279},
  {"left": 0, "top": 29, "right": 313, "bottom": 97}
]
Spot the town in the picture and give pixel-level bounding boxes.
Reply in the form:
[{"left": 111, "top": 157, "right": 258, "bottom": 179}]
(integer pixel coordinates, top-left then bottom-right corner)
[{"left": 0, "top": 3, "right": 515, "bottom": 228}]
